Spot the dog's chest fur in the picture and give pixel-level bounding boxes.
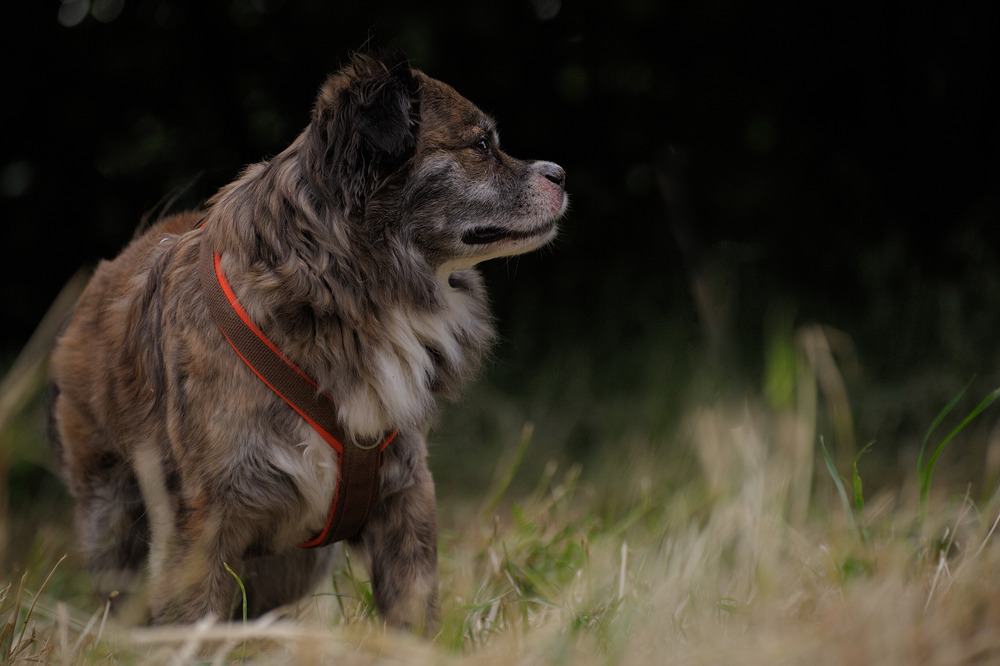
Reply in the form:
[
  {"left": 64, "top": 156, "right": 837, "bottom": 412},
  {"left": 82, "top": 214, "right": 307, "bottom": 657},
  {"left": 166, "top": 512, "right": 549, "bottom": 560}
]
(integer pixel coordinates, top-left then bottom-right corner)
[
  {"left": 334, "top": 283, "right": 486, "bottom": 438},
  {"left": 267, "top": 278, "right": 484, "bottom": 532}
]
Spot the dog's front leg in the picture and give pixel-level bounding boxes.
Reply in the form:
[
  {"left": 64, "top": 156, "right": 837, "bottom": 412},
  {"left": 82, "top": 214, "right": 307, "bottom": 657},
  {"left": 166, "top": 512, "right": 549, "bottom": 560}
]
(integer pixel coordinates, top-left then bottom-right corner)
[
  {"left": 132, "top": 442, "right": 239, "bottom": 623},
  {"left": 146, "top": 495, "right": 246, "bottom": 623},
  {"left": 351, "top": 462, "right": 440, "bottom": 635}
]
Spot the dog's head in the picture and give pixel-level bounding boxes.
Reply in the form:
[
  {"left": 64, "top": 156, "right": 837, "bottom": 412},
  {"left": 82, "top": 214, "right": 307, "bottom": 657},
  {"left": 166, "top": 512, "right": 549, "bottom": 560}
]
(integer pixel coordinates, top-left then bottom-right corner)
[{"left": 304, "top": 52, "right": 566, "bottom": 274}]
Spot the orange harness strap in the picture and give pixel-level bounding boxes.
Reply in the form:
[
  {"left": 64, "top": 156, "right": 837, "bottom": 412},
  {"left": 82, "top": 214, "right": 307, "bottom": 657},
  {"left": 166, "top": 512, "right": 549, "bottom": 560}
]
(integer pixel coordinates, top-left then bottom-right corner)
[{"left": 198, "top": 235, "right": 395, "bottom": 548}]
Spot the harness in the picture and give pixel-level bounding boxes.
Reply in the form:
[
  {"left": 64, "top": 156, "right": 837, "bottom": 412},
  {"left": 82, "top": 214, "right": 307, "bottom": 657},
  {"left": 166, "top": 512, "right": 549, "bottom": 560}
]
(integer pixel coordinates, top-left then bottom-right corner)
[{"left": 198, "top": 235, "right": 395, "bottom": 548}]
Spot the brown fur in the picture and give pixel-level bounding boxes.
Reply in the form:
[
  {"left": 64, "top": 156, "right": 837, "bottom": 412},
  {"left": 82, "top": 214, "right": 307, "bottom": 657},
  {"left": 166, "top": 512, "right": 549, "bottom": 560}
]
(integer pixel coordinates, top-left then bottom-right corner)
[{"left": 48, "top": 52, "right": 566, "bottom": 632}]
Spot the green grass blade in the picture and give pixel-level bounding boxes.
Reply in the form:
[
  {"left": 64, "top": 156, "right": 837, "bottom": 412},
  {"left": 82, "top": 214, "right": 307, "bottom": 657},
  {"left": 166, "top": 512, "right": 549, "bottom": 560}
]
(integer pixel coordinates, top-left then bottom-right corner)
[
  {"left": 852, "top": 442, "right": 875, "bottom": 516},
  {"left": 330, "top": 568, "right": 347, "bottom": 620},
  {"left": 224, "top": 562, "right": 249, "bottom": 659},
  {"left": 923, "top": 388, "right": 1000, "bottom": 494},
  {"left": 223, "top": 562, "right": 248, "bottom": 626},
  {"left": 820, "top": 436, "right": 856, "bottom": 532},
  {"left": 481, "top": 423, "right": 533, "bottom": 518},
  {"left": 917, "top": 378, "right": 972, "bottom": 475},
  {"left": 918, "top": 385, "right": 1000, "bottom": 520}
]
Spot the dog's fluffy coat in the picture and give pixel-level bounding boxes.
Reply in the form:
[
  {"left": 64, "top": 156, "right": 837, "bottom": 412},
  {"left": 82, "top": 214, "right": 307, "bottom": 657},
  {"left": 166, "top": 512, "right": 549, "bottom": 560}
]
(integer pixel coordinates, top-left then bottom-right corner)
[{"left": 48, "top": 52, "right": 566, "bottom": 631}]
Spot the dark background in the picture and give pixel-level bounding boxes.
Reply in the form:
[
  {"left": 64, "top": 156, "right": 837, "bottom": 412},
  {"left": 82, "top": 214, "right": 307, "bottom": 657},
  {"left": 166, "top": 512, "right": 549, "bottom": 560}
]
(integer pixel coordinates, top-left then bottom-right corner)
[{"left": 3, "top": 0, "right": 1000, "bottom": 483}]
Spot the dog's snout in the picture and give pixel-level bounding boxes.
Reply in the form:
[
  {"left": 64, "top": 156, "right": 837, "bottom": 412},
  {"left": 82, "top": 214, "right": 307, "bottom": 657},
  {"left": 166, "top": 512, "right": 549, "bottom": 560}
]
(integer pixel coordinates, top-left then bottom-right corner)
[{"left": 542, "top": 163, "right": 566, "bottom": 190}]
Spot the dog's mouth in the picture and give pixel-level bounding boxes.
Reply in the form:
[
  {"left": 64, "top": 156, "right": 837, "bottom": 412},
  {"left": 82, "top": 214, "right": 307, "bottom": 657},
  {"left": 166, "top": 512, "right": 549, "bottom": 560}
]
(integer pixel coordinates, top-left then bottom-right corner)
[{"left": 461, "top": 219, "right": 556, "bottom": 246}]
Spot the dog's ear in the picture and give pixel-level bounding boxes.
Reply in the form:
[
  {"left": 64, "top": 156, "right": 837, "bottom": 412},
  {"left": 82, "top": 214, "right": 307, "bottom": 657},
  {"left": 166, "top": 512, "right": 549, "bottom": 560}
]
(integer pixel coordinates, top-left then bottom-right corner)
[{"left": 306, "top": 51, "right": 419, "bottom": 215}]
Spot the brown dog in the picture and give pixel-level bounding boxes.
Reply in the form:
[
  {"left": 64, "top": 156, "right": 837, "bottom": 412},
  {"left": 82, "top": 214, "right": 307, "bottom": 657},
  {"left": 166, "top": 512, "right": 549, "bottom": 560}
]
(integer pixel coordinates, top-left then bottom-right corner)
[{"left": 48, "top": 52, "right": 566, "bottom": 632}]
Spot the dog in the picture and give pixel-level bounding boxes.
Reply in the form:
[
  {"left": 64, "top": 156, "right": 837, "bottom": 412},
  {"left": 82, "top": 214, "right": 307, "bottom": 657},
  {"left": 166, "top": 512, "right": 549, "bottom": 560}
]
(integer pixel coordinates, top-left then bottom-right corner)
[{"left": 47, "top": 51, "right": 566, "bottom": 632}]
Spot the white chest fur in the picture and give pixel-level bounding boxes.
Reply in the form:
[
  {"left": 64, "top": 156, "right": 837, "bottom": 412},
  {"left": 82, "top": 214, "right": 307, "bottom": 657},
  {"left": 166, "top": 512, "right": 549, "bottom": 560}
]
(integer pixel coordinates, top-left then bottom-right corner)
[
  {"left": 268, "top": 425, "right": 340, "bottom": 535},
  {"left": 271, "top": 282, "right": 479, "bottom": 534},
  {"left": 335, "top": 286, "right": 477, "bottom": 439}
]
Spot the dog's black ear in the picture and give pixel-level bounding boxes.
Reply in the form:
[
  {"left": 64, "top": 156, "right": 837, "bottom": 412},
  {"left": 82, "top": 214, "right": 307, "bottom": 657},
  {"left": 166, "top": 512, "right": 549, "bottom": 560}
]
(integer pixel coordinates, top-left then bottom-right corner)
[{"left": 306, "top": 51, "right": 419, "bottom": 215}]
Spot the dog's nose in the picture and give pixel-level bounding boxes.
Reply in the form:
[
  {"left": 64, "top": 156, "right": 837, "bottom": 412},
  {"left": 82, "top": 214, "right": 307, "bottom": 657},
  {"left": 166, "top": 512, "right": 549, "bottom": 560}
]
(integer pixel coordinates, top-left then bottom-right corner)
[{"left": 542, "top": 163, "right": 566, "bottom": 190}]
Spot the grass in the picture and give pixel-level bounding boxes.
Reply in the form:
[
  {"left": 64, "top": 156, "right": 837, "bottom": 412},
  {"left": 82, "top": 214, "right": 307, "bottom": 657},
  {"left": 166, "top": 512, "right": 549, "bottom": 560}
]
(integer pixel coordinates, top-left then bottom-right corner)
[
  {"left": 6, "top": 398, "right": 1000, "bottom": 665},
  {"left": 916, "top": 380, "right": 1000, "bottom": 520},
  {"left": 4, "top": 290, "right": 1000, "bottom": 664}
]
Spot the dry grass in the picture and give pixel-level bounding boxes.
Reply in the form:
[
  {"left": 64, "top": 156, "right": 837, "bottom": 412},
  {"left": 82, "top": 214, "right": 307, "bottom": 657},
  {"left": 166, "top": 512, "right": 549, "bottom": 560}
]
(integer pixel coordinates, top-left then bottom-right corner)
[
  {"left": 5, "top": 397, "right": 1000, "bottom": 665},
  {"left": 3, "top": 286, "right": 1000, "bottom": 664}
]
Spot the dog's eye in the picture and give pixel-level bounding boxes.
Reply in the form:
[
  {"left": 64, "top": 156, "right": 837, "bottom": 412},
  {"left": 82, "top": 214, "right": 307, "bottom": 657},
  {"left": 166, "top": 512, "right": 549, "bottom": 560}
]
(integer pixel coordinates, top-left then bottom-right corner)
[{"left": 472, "top": 138, "right": 492, "bottom": 157}]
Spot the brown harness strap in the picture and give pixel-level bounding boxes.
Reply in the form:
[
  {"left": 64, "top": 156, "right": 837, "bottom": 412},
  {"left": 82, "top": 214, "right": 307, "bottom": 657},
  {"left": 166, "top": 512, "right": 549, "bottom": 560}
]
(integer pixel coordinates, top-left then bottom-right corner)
[{"left": 198, "top": 235, "right": 395, "bottom": 548}]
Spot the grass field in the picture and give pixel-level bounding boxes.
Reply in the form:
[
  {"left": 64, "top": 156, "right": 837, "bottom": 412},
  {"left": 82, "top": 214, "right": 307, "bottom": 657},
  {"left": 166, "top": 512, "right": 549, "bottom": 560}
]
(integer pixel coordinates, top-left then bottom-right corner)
[{"left": 3, "top": 288, "right": 1000, "bottom": 664}]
